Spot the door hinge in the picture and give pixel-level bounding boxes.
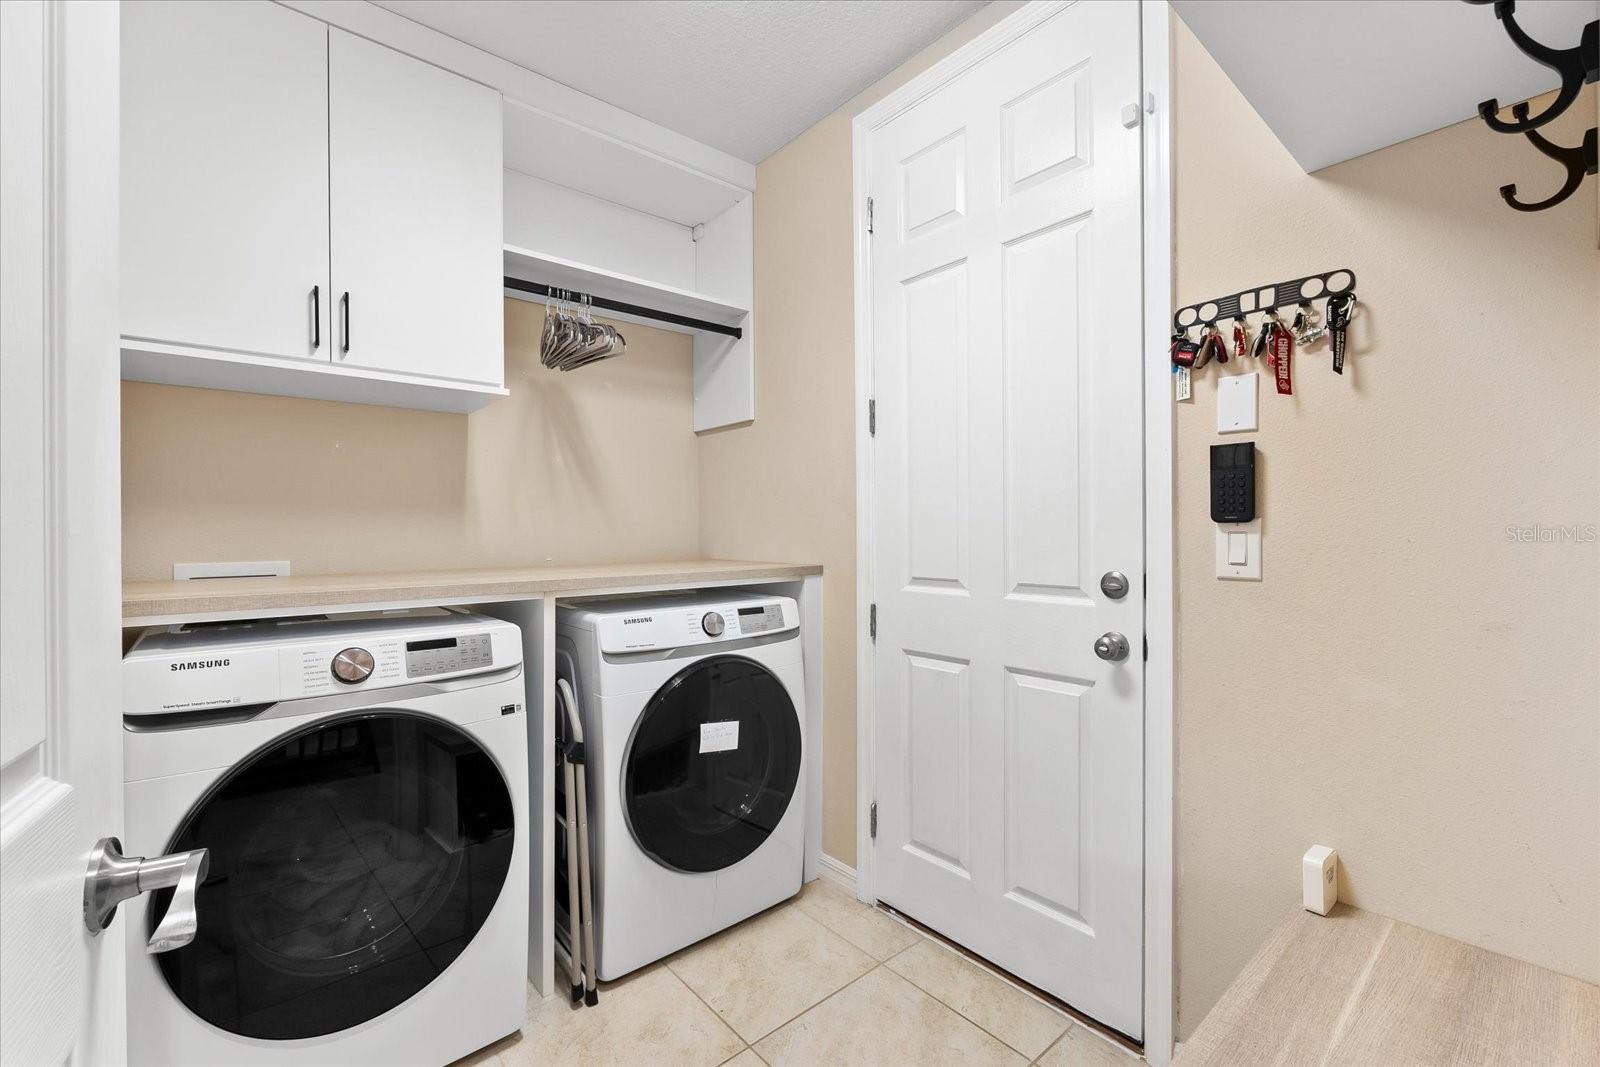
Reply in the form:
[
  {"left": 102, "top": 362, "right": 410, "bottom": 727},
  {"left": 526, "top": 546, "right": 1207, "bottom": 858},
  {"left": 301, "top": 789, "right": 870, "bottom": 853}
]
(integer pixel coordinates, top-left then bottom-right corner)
[
  {"left": 866, "top": 196, "right": 874, "bottom": 234},
  {"left": 870, "top": 801, "right": 878, "bottom": 840},
  {"left": 869, "top": 603, "right": 877, "bottom": 641},
  {"left": 868, "top": 397, "right": 876, "bottom": 436}
]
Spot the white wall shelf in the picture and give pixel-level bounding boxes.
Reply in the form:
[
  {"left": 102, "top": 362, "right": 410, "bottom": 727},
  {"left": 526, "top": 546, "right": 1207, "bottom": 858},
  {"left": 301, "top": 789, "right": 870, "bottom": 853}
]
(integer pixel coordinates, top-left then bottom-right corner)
[
  {"left": 503, "top": 99, "right": 746, "bottom": 227},
  {"left": 502, "top": 245, "right": 747, "bottom": 335}
]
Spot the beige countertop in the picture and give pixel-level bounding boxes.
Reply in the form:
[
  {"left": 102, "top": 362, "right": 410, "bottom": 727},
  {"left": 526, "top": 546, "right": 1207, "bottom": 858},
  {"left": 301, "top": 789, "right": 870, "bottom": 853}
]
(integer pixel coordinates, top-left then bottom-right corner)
[
  {"left": 1176, "top": 902, "right": 1598, "bottom": 1066},
  {"left": 123, "top": 559, "right": 822, "bottom": 624}
]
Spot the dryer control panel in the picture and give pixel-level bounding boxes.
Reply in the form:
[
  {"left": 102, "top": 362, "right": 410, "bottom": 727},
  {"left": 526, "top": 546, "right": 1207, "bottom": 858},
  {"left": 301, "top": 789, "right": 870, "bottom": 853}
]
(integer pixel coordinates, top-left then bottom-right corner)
[{"left": 591, "top": 596, "right": 799, "bottom": 654}]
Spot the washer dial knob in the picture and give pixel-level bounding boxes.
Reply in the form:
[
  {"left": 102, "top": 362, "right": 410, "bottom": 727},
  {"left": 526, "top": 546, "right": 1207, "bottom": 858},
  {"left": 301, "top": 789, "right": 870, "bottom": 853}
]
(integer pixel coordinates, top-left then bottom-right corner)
[
  {"left": 331, "top": 646, "right": 375, "bottom": 684},
  {"left": 701, "top": 611, "right": 726, "bottom": 637}
]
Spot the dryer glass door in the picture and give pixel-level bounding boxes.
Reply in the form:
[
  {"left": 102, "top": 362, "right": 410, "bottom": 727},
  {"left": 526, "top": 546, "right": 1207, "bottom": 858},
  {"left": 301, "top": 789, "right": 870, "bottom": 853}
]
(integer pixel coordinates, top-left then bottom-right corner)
[
  {"left": 149, "top": 711, "right": 514, "bottom": 1040},
  {"left": 624, "top": 655, "right": 802, "bottom": 873}
]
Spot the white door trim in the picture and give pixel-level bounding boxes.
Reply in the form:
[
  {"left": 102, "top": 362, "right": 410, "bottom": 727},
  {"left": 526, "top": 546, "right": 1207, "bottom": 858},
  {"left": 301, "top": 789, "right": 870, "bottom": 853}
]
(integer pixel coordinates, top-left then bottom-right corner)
[
  {"left": 1138, "top": 3, "right": 1175, "bottom": 1062},
  {"left": 850, "top": 2, "right": 1174, "bottom": 1060}
]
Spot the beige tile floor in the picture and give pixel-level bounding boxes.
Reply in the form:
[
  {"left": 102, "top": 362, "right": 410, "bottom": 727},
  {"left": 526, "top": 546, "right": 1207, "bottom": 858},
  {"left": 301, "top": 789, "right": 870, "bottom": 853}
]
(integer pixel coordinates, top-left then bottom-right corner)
[{"left": 456, "top": 879, "right": 1142, "bottom": 1067}]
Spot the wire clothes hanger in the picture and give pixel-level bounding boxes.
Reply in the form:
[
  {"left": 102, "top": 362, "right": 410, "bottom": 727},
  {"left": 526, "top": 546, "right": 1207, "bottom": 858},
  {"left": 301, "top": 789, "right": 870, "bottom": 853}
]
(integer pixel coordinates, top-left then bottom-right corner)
[{"left": 540, "top": 289, "right": 626, "bottom": 371}]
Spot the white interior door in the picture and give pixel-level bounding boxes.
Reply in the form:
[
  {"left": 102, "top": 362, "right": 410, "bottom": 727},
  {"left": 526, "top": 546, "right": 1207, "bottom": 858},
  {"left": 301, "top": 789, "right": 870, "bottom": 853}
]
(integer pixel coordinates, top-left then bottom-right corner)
[
  {"left": 329, "top": 28, "right": 503, "bottom": 385},
  {"left": 1, "top": 2, "right": 126, "bottom": 1062},
  {"left": 866, "top": 0, "right": 1145, "bottom": 1037},
  {"left": 121, "top": 0, "right": 331, "bottom": 362}
]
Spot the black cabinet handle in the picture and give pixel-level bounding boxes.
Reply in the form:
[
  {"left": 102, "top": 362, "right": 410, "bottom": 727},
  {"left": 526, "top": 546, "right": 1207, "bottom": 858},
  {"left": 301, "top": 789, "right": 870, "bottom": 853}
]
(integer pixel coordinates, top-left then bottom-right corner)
[
  {"left": 311, "top": 285, "right": 320, "bottom": 350},
  {"left": 340, "top": 292, "right": 350, "bottom": 355}
]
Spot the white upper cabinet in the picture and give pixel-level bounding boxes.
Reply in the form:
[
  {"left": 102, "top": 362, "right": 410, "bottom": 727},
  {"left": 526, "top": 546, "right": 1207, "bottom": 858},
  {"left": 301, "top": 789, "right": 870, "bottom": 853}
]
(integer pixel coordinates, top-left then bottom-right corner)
[
  {"left": 329, "top": 30, "right": 503, "bottom": 386},
  {"left": 120, "top": 1, "right": 506, "bottom": 412},
  {"left": 122, "top": 1, "right": 330, "bottom": 362}
]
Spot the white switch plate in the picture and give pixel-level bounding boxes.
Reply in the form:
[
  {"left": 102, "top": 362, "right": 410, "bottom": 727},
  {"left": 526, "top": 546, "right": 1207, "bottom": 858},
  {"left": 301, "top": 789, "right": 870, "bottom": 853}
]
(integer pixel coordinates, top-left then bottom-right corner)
[
  {"left": 1215, "top": 520, "right": 1261, "bottom": 580},
  {"left": 1217, "top": 373, "right": 1258, "bottom": 433}
]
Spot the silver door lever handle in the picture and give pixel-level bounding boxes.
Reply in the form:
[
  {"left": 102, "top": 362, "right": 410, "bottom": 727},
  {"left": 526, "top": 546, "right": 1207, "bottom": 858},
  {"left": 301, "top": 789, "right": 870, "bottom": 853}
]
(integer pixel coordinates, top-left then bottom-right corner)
[{"left": 83, "top": 837, "right": 210, "bottom": 953}]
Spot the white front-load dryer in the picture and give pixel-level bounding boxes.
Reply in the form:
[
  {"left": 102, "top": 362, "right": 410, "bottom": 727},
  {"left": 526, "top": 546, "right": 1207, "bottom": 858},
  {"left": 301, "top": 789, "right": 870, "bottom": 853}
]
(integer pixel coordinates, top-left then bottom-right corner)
[
  {"left": 557, "top": 592, "right": 806, "bottom": 981},
  {"left": 121, "top": 609, "right": 528, "bottom": 1066}
]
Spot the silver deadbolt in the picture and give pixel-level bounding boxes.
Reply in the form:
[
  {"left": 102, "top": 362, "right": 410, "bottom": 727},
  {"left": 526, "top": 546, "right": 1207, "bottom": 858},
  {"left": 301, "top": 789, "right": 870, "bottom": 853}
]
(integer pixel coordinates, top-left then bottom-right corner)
[
  {"left": 1100, "top": 571, "right": 1130, "bottom": 600},
  {"left": 84, "top": 837, "right": 210, "bottom": 953},
  {"left": 1094, "top": 632, "right": 1131, "bottom": 662}
]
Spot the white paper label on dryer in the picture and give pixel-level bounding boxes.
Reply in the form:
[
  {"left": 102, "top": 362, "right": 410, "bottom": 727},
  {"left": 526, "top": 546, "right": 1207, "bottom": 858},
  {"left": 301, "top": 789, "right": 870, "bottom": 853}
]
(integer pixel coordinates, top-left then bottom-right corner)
[{"left": 699, "top": 720, "right": 739, "bottom": 754}]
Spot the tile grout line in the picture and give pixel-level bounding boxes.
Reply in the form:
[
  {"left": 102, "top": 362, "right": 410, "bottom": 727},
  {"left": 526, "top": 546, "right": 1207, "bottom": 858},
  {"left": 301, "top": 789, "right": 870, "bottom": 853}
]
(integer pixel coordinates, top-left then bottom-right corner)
[
  {"left": 792, "top": 888, "right": 923, "bottom": 960},
  {"left": 752, "top": 960, "right": 888, "bottom": 1052},
  {"left": 885, "top": 904, "right": 1142, "bottom": 1059},
  {"left": 882, "top": 940, "right": 1074, "bottom": 1062},
  {"left": 896, "top": 918, "right": 1076, "bottom": 1022},
  {"left": 1030, "top": 1027, "right": 1072, "bottom": 1066},
  {"left": 792, "top": 886, "right": 1068, "bottom": 1059},
  {"left": 660, "top": 958, "right": 750, "bottom": 1056},
  {"left": 665, "top": 904, "right": 880, "bottom": 1049}
]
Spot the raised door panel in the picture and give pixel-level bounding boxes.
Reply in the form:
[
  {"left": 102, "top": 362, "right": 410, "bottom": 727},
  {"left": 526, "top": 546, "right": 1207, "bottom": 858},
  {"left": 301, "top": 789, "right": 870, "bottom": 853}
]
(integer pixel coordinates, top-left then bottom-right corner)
[
  {"left": 329, "top": 30, "right": 503, "bottom": 386},
  {"left": 121, "top": 0, "right": 329, "bottom": 362},
  {"left": 902, "top": 261, "right": 970, "bottom": 593}
]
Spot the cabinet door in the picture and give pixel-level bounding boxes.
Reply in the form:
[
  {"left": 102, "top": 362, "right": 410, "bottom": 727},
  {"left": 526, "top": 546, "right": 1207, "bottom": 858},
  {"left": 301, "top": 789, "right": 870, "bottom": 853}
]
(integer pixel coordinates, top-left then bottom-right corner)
[
  {"left": 329, "top": 30, "right": 503, "bottom": 386},
  {"left": 122, "top": 1, "right": 330, "bottom": 361}
]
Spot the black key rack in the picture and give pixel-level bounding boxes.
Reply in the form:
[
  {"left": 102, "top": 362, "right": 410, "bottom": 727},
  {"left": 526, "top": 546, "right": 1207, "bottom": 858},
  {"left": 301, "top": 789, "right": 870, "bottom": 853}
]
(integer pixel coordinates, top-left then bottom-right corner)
[
  {"left": 1470, "top": 0, "right": 1598, "bottom": 212},
  {"left": 1172, "top": 268, "right": 1356, "bottom": 334}
]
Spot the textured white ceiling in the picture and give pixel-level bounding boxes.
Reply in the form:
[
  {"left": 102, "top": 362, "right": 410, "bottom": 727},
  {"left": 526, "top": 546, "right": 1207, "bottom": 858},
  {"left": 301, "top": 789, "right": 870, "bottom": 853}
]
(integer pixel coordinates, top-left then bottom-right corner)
[{"left": 372, "top": 0, "right": 988, "bottom": 163}]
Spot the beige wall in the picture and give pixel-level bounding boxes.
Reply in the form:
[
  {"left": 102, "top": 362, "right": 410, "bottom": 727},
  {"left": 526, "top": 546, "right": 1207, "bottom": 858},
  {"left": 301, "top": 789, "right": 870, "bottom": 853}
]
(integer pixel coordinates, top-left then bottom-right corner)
[
  {"left": 700, "top": 0, "right": 1599, "bottom": 1046},
  {"left": 123, "top": 299, "right": 699, "bottom": 579},
  {"left": 1171, "top": 22, "right": 1598, "bottom": 1035},
  {"left": 696, "top": 2, "right": 1025, "bottom": 866}
]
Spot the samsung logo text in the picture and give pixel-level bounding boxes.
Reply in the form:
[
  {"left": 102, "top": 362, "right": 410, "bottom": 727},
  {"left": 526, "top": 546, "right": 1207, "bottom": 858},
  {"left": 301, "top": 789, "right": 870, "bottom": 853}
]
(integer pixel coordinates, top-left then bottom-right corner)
[{"left": 170, "top": 659, "right": 230, "bottom": 671}]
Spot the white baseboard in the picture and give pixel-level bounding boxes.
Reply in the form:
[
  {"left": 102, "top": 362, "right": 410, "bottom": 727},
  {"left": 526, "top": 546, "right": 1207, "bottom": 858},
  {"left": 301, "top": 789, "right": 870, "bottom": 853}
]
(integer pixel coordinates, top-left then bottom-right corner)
[{"left": 817, "top": 853, "right": 857, "bottom": 893}]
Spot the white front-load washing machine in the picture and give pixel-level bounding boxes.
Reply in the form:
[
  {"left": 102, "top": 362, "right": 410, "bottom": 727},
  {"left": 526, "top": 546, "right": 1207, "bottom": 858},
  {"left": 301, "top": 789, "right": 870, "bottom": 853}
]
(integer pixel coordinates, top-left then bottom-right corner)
[
  {"left": 557, "top": 592, "right": 806, "bottom": 981},
  {"left": 121, "top": 609, "right": 528, "bottom": 1066}
]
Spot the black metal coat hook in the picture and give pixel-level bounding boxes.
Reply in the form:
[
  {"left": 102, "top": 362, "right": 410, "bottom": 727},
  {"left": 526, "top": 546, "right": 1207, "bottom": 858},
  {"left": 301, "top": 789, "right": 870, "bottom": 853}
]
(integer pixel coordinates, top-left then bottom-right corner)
[
  {"left": 1475, "top": 0, "right": 1598, "bottom": 135},
  {"left": 1499, "top": 104, "right": 1598, "bottom": 212}
]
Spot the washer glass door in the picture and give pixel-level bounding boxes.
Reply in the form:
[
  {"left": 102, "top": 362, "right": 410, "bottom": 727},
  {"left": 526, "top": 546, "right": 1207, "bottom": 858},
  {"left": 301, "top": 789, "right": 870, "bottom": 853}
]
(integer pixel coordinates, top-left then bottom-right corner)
[
  {"left": 624, "top": 655, "right": 802, "bottom": 873},
  {"left": 150, "top": 711, "right": 514, "bottom": 1040}
]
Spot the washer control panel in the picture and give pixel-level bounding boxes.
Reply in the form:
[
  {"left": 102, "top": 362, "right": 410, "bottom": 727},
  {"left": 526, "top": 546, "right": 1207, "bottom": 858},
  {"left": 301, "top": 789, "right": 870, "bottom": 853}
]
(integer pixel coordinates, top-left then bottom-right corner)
[
  {"left": 405, "top": 632, "right": 493, "bottom": 678},
  {"left": 122, "top": 611, "right": 521, "bottom": 717},
  {"left": 592, "top": 596, "right": 799, "bottom": 653}
]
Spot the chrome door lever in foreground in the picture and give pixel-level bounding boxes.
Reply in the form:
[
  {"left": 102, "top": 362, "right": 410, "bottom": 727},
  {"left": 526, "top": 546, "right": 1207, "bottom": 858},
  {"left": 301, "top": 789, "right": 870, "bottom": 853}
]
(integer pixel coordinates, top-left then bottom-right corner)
[{"left": 83, "top": 837, "right": 210, "bottom": 953}]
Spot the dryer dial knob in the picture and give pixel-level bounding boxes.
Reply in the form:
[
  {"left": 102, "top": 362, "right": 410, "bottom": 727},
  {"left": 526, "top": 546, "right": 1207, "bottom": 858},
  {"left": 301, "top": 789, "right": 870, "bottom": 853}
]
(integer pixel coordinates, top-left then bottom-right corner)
[
  {"left": 331, "top": 647, "right": 375, "bottom": 684},
  {"left": 701, "top": 611, "right": 726, "bottom": 637}
]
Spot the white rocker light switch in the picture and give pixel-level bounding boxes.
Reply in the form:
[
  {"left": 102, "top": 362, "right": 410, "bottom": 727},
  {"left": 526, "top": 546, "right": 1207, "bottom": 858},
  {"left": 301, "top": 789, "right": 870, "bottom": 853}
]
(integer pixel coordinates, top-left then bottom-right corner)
[{"left": 1216, "top": 520, "right": 1261, "bottom": 580}]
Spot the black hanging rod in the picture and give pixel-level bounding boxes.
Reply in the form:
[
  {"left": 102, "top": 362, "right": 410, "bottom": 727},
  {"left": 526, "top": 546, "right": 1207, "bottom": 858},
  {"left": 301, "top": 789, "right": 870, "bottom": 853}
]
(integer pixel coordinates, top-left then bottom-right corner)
[
  {"left": 1173, "top": 268, "right": 1356, "bottom": 334},
  {"left": 502, "top": 276, "right": 743, "bottom": 340}
]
